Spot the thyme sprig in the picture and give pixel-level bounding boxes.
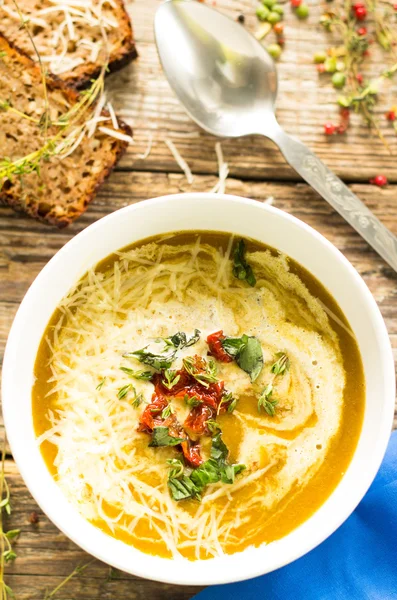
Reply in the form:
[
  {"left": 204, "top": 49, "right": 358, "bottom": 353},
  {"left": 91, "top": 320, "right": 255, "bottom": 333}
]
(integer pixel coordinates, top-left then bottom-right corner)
[
  {"left": 317, "top": 0, "right": 397, "bottom": 144},
  {"left": 43, "top": 560, "right": 94, "bottom": 599},
  {"left": 0, "top": 439, "right": 18, "bottom": 600},
  {"left": 258, "top": 352, "right": 290, "bottom": 417},
  {"left": 0, "top": 3, "right": 112, "bottom": 188}
]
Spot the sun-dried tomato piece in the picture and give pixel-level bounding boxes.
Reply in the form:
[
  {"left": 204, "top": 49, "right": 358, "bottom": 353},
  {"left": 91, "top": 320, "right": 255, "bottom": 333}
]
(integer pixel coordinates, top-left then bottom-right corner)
[
  {"left": 184, "top": 404, "right": 214, "bottom": 436},
  {"left": 207, "top": 330, "right": 233, "bottom": 363},
  {"left": 181, "top": 440, "right": 203, "bottom": 467}
]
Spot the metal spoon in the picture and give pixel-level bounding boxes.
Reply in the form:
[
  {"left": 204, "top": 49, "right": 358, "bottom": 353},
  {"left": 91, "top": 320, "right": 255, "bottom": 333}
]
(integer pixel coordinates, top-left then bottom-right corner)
[{"left": 154, "top": 0, "right": 397, "bottom": 272}]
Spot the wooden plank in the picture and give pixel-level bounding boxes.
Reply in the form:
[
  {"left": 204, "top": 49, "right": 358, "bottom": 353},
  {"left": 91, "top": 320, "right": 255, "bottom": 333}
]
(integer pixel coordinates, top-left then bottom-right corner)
[
  {"left": 3, "top": 456, "right": 200, "bottom": 598},
  {"left": 1, "top": 173, "right": 396, "bottom": 428},
  {"left": 1, "top": 174, "right": 396, "bottom": 597},
  {"left": 104, "top": 0, "right": 397, "bottom": 181}
]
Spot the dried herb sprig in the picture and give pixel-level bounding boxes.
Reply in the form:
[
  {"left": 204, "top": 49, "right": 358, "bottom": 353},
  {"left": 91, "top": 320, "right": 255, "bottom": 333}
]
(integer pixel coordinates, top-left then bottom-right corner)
[
  {"left": 0, "top": 439, "right": 19, "bottom": 600},
  {"left": 43, "top": 560, "right": 94, "bottom": 599},
  {"left": 0, "top": 3, "right": 121, "bottom": 188},
  {"left": 258, "top": 352, "right": 290, "bottom": 416},
  {"left": 317, "top": 0, "right": 397, "bottom": 144}
]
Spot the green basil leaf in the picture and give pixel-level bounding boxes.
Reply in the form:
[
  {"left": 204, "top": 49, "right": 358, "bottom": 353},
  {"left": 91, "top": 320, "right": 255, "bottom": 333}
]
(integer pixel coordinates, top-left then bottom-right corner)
[
  {"left": 210, "top": 433, "right": 229, "bottom": 463},
  {"left": 169, "top": 329, "right": 201, "bottom": 349},
  {"left": 168, "top": 476, "right": 200, "bottom": 501},
  {"left": 124, "top": 348, "right": 176, "bottom": 370},
  {"left": 232, "top": 239, "right": 256, "bottom": 287},
  {"left": 222, "top": 335, "right": 263, "bottom": 382},
  {"left": 221, "top": 334, "right": 248, "bottom": 358},
  {"left": 236, "top": 336, "right": 263, "bottom": 382},
  {"left": 220, "top": 464, "right": 246, "bottom": 484},
  {"left": 149, "top": 426, "right": 186, "bottom": 447},
  {"left": 190, "top": 459, "right": 220, "bottom": 488}
]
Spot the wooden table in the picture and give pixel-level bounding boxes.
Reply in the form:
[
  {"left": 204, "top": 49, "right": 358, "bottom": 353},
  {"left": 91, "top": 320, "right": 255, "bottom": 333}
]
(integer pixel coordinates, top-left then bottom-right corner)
[{"left": 1, "top": 1, "right": 396, "bottom": 597}]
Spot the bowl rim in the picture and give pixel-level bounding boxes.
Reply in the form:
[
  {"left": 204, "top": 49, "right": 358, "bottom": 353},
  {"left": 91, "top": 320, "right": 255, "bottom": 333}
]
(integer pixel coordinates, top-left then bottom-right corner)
[{"left": 2, "top": 192, "right": 395, "bottom": 586}]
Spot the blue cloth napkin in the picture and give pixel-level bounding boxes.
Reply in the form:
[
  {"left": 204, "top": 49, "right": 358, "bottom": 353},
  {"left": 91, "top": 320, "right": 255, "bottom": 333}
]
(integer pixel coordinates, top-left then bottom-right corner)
[{"left": 194, "top": 431, "right": 397, "bottom": 600}]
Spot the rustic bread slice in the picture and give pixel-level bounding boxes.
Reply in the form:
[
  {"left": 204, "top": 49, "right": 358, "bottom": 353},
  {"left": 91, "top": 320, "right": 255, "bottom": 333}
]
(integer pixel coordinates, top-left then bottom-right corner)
[
  {"left": 0, "top": 0, "right": 137, "bottom": 88},
  {"left": 0, "top": 34, "right": 131, "bottom": 227}
]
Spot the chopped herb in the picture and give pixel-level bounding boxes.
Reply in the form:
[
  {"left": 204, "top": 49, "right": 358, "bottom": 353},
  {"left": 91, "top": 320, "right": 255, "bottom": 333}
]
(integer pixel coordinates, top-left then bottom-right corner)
[
  {"left": 222, "top": 335, "right": 263, "bottom": 382},
  {"left": 220, "top": 463, "right": 246, "bottom": 484},
  {"left": 149, "top": 426, "right": 186, "bottom": 447},
  {"left": 217, "top": 391, "right": 238, "bottom": 415},
  {"left": 123, "top": 331, "right": 200, "bottom": 371},
  {"left": 258, "top": 383, "right": 278, "bottom": 416},
  {"left": 123, "top": 347, "right": 176, "bottom": 370},
  {"left": 271, "top": 352, "right": 290, "bottom": 376},
  {"left": 162, "top": 369, "right": 181, "bottom": 390},
  {"left": 190, "top": 459, "right": 220, "bottom": 487},
  {"left": 166, "top": 458, "right": 184, "bottom": 479},
  {"left": 119, "top": 367, "right": 153, "bottom": 381},
  {"left": 221, "top": 335, "right": 248, "bottom": 358},
  {"left": 96, "top": 377, "right": 106, "bottom": 391},
  {"left": 184, "top": 394, "right": 202, "bottom": 408},
  {"left": 206, "top": 419, "right": 221, "bottom": 435},
  {"left": 168, "top": 475, "right": 201, "bottom": 501},
  {"left": 117, "top": 383, "right": 132, "bottom": 400},
  {"left": 227, "top": 398, "right": 238, "bottom": 413},
  {"left": 165, "top": 329, "right": 201, "bottom": 350},
  {"left": 183, "top": 356, "right": 218, "bottom": 388},
  {"left": 166, "top": 433, "right": 245, "bottom": 501},
  {"left": 131, "top": 392, "right": 144, "bottom": 409},
  {"left": 210, "top": 433, "right": 228, "bottom": 462},
  {"left": 232, "top": 239, "right": 256, "bottom": 286},
  {"left": 161, "top": 403, "right": 175, "bottom": 419},
  {"left": 117, "top": 384, "right": 143, "bottom": 407}
]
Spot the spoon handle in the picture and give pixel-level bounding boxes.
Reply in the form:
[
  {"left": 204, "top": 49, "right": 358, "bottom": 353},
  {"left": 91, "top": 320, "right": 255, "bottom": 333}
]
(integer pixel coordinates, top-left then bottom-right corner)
[{"left": 270, "top": 128, "right": 397, "bottom": 273}]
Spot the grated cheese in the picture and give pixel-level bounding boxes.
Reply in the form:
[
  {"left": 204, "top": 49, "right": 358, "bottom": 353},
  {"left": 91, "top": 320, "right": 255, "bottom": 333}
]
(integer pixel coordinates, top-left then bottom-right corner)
[
  {"left": 138, "top": 133, "right": 153, "bottom": 160},
  {"left": 211, "top": 142, "right": 229, "bottom": 194},
  {"left": 106, "top": 101, "right": 119, "bottom": 131},
  {"left": 165, "top": 139, "right": 194, "bottom": 184},
  {"left": 98, "top": 126, "right": 134, "bottom": 144},
  {"left": 36, "top": 239, "right": 346, "bottom": 559}
]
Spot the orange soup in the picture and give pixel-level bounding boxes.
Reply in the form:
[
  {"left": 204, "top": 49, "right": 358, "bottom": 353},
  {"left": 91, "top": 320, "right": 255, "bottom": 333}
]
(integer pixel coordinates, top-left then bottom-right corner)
[{"left": 33, "top": 232, "right": 365, "bottom": 560}]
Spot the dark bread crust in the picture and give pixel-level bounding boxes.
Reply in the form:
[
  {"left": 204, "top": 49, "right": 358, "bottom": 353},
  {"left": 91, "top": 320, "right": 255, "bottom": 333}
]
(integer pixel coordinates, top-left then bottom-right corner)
[
  {"left": 0, "top": 33, "right": 131, "bottom": 227},
  {"left": 0, "top": 0, "right": 137, "bottom": 88},
  {"left": 58, "top": 0, "right": 138, "bottom": 89}
]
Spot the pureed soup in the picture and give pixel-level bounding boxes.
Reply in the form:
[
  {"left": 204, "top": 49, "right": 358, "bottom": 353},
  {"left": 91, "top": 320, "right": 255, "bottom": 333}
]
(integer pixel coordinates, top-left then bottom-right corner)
[{"left": 33, "top": 232, "right": 365, "bottom": 560}]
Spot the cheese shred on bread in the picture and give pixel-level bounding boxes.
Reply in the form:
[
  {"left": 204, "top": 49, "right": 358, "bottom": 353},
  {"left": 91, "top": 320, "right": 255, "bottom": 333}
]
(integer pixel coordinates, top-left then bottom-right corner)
[
  {"left": 0, "top": 34, "right": 131, "bottom": 227},
  {"left": 0, "top": 0, "right": 137, "bottom": 88}
]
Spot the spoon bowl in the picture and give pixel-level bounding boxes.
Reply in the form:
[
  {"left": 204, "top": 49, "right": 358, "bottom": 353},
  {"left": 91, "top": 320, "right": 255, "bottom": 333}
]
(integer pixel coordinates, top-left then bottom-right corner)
[
  {"left": 155, "top": 0, "right": 397, "bottom": 272},
  {"left": 155, "top": 0, "right": 278, "bottom": 137}
]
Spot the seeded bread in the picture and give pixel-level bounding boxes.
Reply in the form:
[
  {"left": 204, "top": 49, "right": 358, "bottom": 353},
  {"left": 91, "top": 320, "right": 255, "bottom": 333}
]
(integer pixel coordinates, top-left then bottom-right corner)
[
  {"left": 0, "top": 34, "right": 131, "bottom": 227},
  {"left": 0, "top": 0, "right": 137, "bottom": 88}
]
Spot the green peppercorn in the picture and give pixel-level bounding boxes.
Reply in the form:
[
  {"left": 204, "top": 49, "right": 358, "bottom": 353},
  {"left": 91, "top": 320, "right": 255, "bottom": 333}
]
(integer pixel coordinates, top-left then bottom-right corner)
[
  {"left": 267, "top": 10, "right": 281, "bottom": 24},
  {"left": 256, "top": 5, "right": 270, "bottom": 20},
  {"left": 267, "top": 43, "right": 282, "bottom": 59},
  {"left": 262, "top": 0, "right": 276, "bottom": 7},
  {"left": 313, "top": 52, "right": 327, "bottom": 64},
  {"left": 324, "top": 56, "right": 337, "bottom": 73},
  {"left": 272, "top": 4, "right": 284, "bottom": 14},
  {"left": 332, "top": 72, "right": 346, "bottom": 89},
  {"left": 296, "top": 3, "right": 309, "bottom": 18}
]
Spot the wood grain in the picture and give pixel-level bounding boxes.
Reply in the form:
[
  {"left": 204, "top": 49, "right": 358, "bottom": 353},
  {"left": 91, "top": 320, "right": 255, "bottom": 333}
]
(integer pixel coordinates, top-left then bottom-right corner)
[
  {"left": 106, "top": 0, "right": 397, "bottom": 181},
  {"left": 3, "top": 459, "right": 200, "bottom": 599},
  {"left": 0, "top": 1, "right": 397, "bottom": 597}
]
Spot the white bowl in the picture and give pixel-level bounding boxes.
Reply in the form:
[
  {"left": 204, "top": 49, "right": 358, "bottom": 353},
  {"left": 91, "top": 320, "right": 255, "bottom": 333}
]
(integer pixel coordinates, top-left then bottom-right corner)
[{"left": 2, "top": 193, "right": 395, "bottom": 585}]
